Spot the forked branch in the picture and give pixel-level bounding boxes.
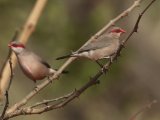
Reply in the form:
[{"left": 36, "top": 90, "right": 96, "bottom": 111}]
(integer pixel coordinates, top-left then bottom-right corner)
[{"left": 4, "top": 0, "right": 157, "bottom": 119}]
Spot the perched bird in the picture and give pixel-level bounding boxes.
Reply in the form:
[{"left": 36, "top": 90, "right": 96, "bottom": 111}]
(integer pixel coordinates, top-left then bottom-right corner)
[
  {"left": 56, "top": 27, "right": 126, "bottom": 66},
  {"left": 8, "top": 41, "right": 67, "bottom": 83}
]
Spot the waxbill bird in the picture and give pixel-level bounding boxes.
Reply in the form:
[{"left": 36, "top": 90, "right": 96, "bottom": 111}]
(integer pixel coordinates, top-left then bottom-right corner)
[
  {"left": 8, "top": 41, "right": 67, "bottom": 83},
  {"left": 56, "top": 27, "right": 126, "bottom": 65}
]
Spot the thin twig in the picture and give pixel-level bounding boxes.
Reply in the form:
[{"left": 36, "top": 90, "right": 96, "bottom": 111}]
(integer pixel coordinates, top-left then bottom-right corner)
[
  {"left": 0, "top": 30, "right": 18, "bottom": 102},
  {"left": 0, "top": 57, "right": 14, "bottom": 119},
  {"left": 4, "top": 0, "right": 156, "bottom": 118},
  {"left": 5, "top": 0, "right": 143, "bottom": 117},
  {"left": 129, "top": 100, "right": 157, "bottom": 120},
  {"left": 0, "top": 91, "right": 9, "bottom": 120},
  {"left": 0, "top": 30, "right": 19, "bottom": 119},
  {"left": 30, "top": 91, "right": 74, "bottom": 108},
  {"left": 7, "top": 58, "right": 14, "bottom": 91}
]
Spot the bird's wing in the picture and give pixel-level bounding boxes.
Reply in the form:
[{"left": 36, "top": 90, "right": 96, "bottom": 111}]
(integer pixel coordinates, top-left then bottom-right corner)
[
  {"left": 29, "top": 52, "right": 51, "bottom": 68},
  {"left": 40, "top": 60, "right": 51, "bottom": 68},
  {"left": 78, "top": 35, "right": 114, "bottom": 53}
]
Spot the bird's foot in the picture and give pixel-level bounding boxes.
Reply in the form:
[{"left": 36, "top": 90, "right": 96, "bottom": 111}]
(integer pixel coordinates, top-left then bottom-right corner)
[
  {"left": 109, "top": 55, "right": 115, "bottom": 63},
  {"left": 33, "top": 81, "right": 39, "bottom": 92},
  {"left": 47, "top": 76, "right": 52, "bottom": 83},
  {"left": 34, "top": 86, "right": 39, "bottom": 92},
  {"left": 102, "top": 68, "right": 107, "bottom": 75}
]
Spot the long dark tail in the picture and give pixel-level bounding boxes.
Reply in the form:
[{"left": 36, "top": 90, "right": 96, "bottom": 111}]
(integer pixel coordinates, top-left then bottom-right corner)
[
  {"left": 62, "top": 70, "right": 69, "bottom": 74},
  {"left": 55, "top": 69, "right": 69, "bottom": 74},
  {"left": 56, "top": 54, "right": 72, "bottom": 60}
]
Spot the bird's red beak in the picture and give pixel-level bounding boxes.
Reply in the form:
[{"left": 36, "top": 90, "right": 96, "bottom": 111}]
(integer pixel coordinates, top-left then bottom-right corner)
[{"left": 120, "top": 29, "right": 126, "bottom": 33}]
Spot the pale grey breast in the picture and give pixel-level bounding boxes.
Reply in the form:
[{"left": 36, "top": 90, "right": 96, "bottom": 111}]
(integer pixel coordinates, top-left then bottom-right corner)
[{"left": 17, "top": 50, "right": 50, "bottom": 80}]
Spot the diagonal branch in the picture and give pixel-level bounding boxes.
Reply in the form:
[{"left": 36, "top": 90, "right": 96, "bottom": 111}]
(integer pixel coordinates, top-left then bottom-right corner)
[
  {"left": 0, "top": 30, "right": 19, "bottom": 120},
  {"left": 4, "top": 0, "right": 148, "bottom": 118},
  {"left": 129, "top": 100, "right": 157, "bottom": 120},
  {"left": 4, "top": 0, "right": 156, "bottom": 118},
  {"left": 0, "top": 30, "right": 19, "bottom": 102},
  {"left": 0, "top": 58, "right": 14, "bottom": 119},
  {"left": 30, "top": 91, "right": 75, "bottom": 109},
  {"left": 0, "top": 29, "right": 19, "bottom": 79},
  {"left": 0, "top": 0, "right": 47, "bottom": 118}
]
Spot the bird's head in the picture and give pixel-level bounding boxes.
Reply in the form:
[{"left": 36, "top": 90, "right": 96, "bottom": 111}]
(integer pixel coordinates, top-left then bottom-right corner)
[
  {"left": 109, "top": 27, "right": 126, "bottom": 38},
  {"left": 8, "top": 41, "right": 25, "bottom": 54}
]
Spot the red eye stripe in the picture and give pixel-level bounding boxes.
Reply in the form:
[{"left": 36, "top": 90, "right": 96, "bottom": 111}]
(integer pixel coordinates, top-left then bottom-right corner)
[
  {"left": 111, "top": 28, "right": 126, "bottom": 33},
  {"left": 10, "top": 43, "right": 25, "bottom": 48},
  {"left": 112, "top": 29, "right": 120, "bottom": 33}
]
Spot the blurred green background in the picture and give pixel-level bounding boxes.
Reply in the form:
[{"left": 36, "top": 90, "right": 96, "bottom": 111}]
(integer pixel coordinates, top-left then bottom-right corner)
[{"left": 0, "top": 0, "right": 160, "bottom": 120}]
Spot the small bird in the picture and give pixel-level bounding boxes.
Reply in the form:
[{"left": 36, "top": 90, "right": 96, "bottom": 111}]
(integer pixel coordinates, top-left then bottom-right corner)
[
  {"left": 8, "top": 41, "right": 67, "bottom": 83},
  {"left": 56, "top": 27, "right": 126, "bottom": 66}
]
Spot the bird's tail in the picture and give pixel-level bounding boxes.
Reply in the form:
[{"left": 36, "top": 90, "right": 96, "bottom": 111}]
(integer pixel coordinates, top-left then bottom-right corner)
[
  {"left": 61, "top": 70, "right": 69, "bottom": 74},
  {"left": 56, "top": 54, "right": 72, "bottom": 60},
  {"left": 54, "top": 69, "right": 69, "bottom": 74}
]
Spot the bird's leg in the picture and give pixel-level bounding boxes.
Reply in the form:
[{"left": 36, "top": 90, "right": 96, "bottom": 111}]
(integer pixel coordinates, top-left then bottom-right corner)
[
  {"left": 33, "top": 80, "right": 39, "bottom": 92},
  {"left": 95, "top": 60, "right": 108, "bottom": 74},
  {"left": 96, "top": 60, "right": 103, "bottom": 68},
  {"left": 47, "top": 76, "right": 53, "bottom": 83},
  {"left": 103, "top": 55, "right": 114, "bottom": 63},
  {"left": 110, "top": 56, "right": 114, "bottom": 63},
  {"left": 102, "top": 56, "right": 113, "bottom": 74}
]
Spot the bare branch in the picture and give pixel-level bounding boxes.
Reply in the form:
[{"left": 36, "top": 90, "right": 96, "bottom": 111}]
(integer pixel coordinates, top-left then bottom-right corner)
[
  {"left": 30, "top": 91, "right": 74, "bottom": 108},
  {"left": 0, "top": 30, "right": 19, "bottom": 99},
  {"left": 4, "top": 0, "right": 157, "bottom": 119},
  {"left": 7, "top": 2, "right": 158, "bottom": 116},
  {"left": 0, "top": 29, "right": 19, "bottom": 79},
  {"left": 129, "top": 100, "right": 157, "bottom": 120},
  {"left": 0, "top": 0, "right": 47, "bottom": 103},
  {"left": 0, "top": 58, "right": 14, "bottom": 119},
  {"left": 0, "top": 30, "right": 19, "bottom": 120},
  {"left": 5, "top": 0, "right": 143, "bottom": 117},
  {"left": 0, "top": 91, "right": 9, "bottom": 120}
]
